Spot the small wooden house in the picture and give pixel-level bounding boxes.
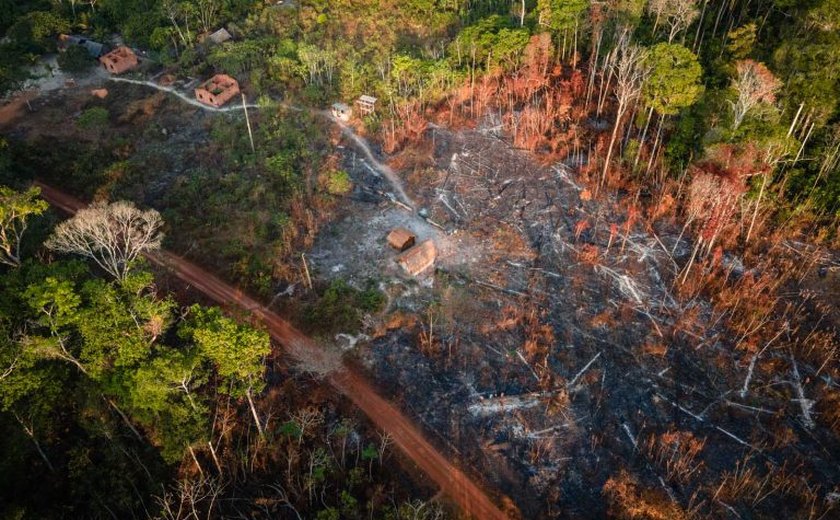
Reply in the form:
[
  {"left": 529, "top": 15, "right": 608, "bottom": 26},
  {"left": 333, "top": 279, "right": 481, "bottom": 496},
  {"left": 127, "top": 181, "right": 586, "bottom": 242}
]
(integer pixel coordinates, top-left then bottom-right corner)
[
  {"left": 195, "top": 74, "right": 240, "bottom": 108},
  {"left": 355, "top": 95, "right": 377, "bottom": 116},
  {"left": 331, "top": 102, "right": 352, "bottom": 121},
  {"left": 387, "top": 228, "right": 416, "bottom": 251},
  {"left": 99, "top": 46, "right": 138, "bottom": 74},
  {"left": 397, "top": 240, "right": 436, "bottom": 276}
]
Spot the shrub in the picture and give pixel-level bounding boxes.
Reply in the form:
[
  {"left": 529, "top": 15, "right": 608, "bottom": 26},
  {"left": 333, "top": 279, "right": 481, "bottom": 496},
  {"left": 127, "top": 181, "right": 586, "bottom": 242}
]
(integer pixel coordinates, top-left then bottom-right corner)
[
  {"left": 58, "top": 45, "right": 94, "bottom": 73},
  {"left": 302, "top": 279, "right": 385, "bottom": 334},
  {"left": 77, "top": 107, "right": 109, "bottom": 130},
  {"left": 324, "top": 169, "right": 352, "bottom": 195},
  {"left": 603, "top": 470, "right": 688, "bottom": 519}
]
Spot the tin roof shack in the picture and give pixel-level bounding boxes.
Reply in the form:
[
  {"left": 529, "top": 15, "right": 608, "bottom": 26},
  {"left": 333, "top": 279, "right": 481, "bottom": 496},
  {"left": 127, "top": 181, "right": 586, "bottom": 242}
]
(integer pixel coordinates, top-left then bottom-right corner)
[
  {"left": 355, "top": 95, "right": 377, "bottom": 116},
  {"left": 387, "top": 228, "right": 416, "bottom": 252},
  {"left": 207, "top": 28, "right": 232, "bottom": 44},
  {"left": 397, "top": 240, "right": 436, "bottom": 276},
  {"left": 331, "top": 102, "right": 352, "bottom": 121},
  {"left": 59, "top": 34, "right": 105, "bottom": 58},
  {"left": 99, "top": 46, "right": 138, "bottom": 74},
  {"left": 195, "top": 74, "right": 240, "bottom": 108}
]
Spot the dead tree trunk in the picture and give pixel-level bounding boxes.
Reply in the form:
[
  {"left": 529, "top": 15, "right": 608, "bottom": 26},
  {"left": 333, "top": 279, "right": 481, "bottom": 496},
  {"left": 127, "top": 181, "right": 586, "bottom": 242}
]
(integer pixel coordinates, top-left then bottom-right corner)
[
  {"left": 14, "top": 413, "right": 55, "bottom": 472},
  {"left": 246, "top": 387, "right": 265, "bottom": 438}
]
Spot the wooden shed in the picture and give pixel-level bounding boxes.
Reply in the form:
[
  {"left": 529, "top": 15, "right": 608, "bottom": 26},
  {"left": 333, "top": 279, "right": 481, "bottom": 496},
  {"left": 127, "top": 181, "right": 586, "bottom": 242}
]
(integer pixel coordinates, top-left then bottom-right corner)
[
  {"left": 99, "top": 46, "right": 138, "bottom": 74},
  {"left": 355, "top": 95, "right": 377, "bottom": 116},
  {"left": 195, "top": 74, "right": 240, "bottom": 108},
  {"left": 397, "top": 240, "right": 436, "bottom": 276},
  {"left": 387, "top": 228, "right": 416, "bottom": 251}
]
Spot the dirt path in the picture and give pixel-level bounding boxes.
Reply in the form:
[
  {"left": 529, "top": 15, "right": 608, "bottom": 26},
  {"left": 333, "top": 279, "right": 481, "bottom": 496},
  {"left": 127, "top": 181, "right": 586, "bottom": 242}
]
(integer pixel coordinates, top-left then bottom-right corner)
[
  {"left": 0, "top": 91, "right": 37, "bottom": 129},
  {"left": 105, "top": 76, "right": 416, "bottom": 209},
  {"left": 34, "top": 181, "right": 510, "bottom": 520},
  {"left": 107, "top": 77, "right": 259, "bottom": 112},
  {"left": 333, "top": 120, "right": 416, "bottom": 208}
]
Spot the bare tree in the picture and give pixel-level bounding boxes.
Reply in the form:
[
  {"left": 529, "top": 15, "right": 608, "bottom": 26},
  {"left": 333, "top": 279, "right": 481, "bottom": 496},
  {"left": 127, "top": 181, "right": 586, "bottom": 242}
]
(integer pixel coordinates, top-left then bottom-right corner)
[
  {"left": 289, "top": 407, "right": 324, "bottom": 447},
  {"left": 0, "top": 185, "right": 48, "bottom": 267},
  {"left": 648, "top": 0, "right": 699, "bottom": 43},
  {"left": 730, "top": 59, "right": 781, "bottom": 130},
  {"left": 45, "top": 200, "right": 163, "bottom": 282},
  {"left": 195, "top": 0, "right": 220, "bottom": 34},
  {"left": 600, "top": 38, "right": 649, "bottom": 191},
  {"left": 160, "top": 0, "right": 193, "bottom": 48},
  {"left": 155, "top": 476, "right": 224, "bottom": 520}
]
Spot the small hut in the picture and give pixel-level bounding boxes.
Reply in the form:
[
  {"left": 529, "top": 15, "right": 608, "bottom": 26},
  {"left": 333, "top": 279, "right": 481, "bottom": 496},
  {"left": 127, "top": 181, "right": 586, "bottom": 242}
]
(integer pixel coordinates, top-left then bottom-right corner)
[
  {"left": 331, "top": 102, "right": 352, "bottom": 121},
  {"left": 195, "top": 74, "right": 240, "bottom": 108},
  {"left": 355, "top": 95, "right": 377, "bottom": 116},
  {"left": 99, "top": 46, "right": 138, "bottom": 74},
  {"left": 397, "top": 240, "right": 436, "bottom": 276},
  {"left": 207, "top": 28, "right": 233, "bottom": 44},
  {"left": 387, "top": 228, "right": 415, "bottom": 251}
]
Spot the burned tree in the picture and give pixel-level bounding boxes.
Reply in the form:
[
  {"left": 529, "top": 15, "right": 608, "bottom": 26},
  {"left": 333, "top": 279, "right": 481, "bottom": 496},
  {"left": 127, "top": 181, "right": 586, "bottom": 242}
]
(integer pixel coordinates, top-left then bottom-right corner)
[
  {"left": 681, "top": 144, "right": 770, "bottom": 282},
  {"left": 730, "top": 59, "right": 781, "bottom": 130},
  {"left": 46, "top": 200, "right": 163, "bottom": 282},
  {"left": 600, "top": 38, "right": 649, "bottom": 191},
  {"left": 648, "top": 0, "right": 699, "bottom": 43}
]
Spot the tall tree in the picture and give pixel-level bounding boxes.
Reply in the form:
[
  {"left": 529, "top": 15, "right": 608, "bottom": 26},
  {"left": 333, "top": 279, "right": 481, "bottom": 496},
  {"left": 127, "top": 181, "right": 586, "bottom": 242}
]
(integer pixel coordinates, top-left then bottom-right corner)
[
  {"left": 45, "top": 200, "right": 163, "bottom": 282},
  {"left": 600, "top": 41, "right": 649, "bottom": 190},
  {"left": 536, "top": 0, "right": 589, "bottom": 61},
  {"left": 642, "top": 43, "right": 703, "bottom": 117},
  {"left": 647, "top": 0, "right": 699, "bottom": 43},
  {"left": 636, "top": 43, "right": 703, "bottom": 174},
  {"left": 0, "top": 185, "right": 47, "bottom": 267},
  {"left": 730, "top": 60, "right": 781, "bottom": 130},
  {"left": 179, "top": 305, "right": 270, "bottom": 435}
]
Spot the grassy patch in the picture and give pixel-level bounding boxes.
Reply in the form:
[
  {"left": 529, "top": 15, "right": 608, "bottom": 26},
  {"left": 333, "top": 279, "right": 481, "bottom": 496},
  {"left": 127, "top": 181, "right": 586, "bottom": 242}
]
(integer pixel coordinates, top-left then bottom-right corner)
[{"left": 301, "top": 278, "right": 385, "bottom": 335}]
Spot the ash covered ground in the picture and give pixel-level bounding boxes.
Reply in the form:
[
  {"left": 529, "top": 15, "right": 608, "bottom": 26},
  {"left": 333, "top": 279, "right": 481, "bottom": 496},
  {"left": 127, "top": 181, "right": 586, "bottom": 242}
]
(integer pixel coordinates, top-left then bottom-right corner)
[{"left": 311, "top": 122, "right": 840, "bottom": 518}]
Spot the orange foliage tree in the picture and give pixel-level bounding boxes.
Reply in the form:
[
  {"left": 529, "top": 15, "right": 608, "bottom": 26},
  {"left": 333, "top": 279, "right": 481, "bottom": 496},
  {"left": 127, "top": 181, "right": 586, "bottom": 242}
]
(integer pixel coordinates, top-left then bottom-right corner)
[{"left": 681, "top": 143, "right": 771, "bottom": 282}]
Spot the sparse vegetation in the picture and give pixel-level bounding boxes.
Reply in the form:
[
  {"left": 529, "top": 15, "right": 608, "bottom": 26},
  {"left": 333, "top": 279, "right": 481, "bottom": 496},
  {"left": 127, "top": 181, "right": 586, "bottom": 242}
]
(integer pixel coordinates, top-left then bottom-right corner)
[{"left": 76, "top": 107, "right": 109, "bottom": 130}]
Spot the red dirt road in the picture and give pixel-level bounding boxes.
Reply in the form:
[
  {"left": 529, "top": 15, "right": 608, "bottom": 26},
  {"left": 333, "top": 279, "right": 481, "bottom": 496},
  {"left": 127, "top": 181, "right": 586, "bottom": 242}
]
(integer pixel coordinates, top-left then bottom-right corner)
[{"left": 34, "top": 181, "right": 511, "bottom": 520}]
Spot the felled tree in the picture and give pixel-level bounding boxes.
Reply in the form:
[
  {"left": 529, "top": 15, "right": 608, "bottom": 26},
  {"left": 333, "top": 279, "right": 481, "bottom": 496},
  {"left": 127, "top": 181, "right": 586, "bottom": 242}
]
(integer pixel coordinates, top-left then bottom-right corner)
[
  {"left": 730, "top": 59, "right": 781, "bottom": 130},
  {"left": 46, "top": 200, "right": 163, "bottom": 282},
  {"left": 0, "top": 185, "right": 48, "bottom": 267}
]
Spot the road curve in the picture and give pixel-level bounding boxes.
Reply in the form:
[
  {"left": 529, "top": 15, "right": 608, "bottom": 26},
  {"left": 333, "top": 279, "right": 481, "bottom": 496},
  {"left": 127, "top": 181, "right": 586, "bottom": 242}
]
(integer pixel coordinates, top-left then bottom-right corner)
[{"left": 34, "top": 181, "right": 511, "bottom": 520}]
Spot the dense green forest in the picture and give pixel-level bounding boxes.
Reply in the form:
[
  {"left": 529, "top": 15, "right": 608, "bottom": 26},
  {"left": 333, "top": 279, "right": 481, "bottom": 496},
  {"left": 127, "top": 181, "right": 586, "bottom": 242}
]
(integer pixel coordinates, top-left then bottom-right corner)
[
  {"left": 2, "top": 0, "right": 840, "bottom": 519},
  {"left": 0, "top": 186, "right": 437, "bottom": 518}
]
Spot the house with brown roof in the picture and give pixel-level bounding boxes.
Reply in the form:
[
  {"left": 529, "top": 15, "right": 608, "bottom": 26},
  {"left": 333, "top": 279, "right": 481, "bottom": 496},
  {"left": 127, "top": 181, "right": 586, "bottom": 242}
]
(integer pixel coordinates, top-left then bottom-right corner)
[
  {"left": 387, "top": 228, "right": 416, "bottom": 252},
  {"left": 195, "top": 74, "right": 240, "bottom": 108},
  {"left": 397, "top": 240, "right": 436, "bottom": 276},
  {"left": 99, "top": 46, "right": 138, "bottom": 74}
]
